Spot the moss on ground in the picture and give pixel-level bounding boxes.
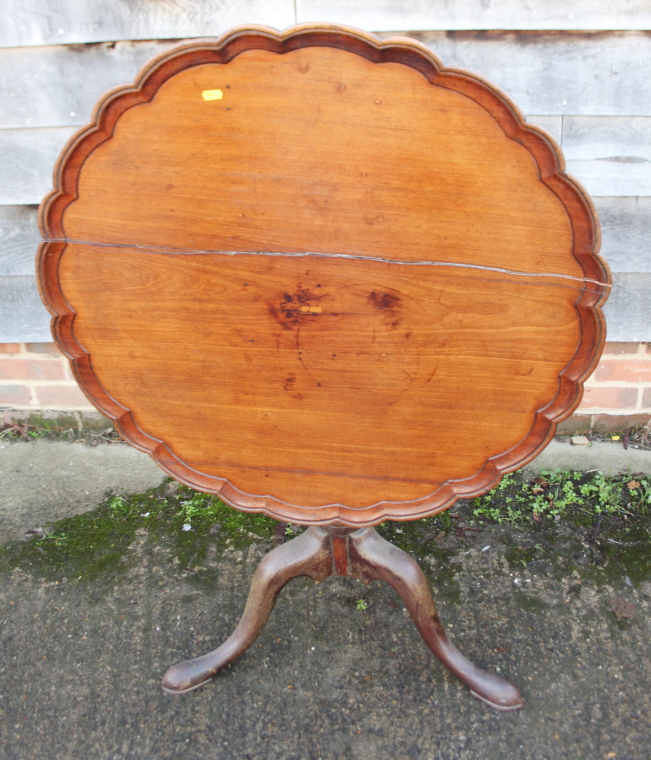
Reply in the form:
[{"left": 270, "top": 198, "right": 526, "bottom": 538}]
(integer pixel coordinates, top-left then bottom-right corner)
[
  {"left": 0, "top": 480, "right": 278, "bottom": 586},
  {"left": 468, "top": 469, "right": 651, "bottom": 587},
  {"left": 1, "top": 469, "right": 650, "bottom": 595}
]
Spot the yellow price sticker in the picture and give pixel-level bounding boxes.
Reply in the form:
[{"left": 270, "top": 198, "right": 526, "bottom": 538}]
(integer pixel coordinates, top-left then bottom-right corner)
[{"left": 202, "top": 89, "right": 223, "bottom": 101}]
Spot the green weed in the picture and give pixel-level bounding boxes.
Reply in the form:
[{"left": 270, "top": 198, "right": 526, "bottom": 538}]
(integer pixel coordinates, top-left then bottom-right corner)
[{"left": 472, "top": 469, "right": 650, "bottom": 524}]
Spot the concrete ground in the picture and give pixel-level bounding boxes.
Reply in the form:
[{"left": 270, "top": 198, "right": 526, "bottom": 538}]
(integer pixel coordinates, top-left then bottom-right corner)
[
  {"left": 2, "top": 438, "right": 650, "bottom": 543},
  {"left": 0, "top": 439, "right": 165, "bottom": 543},
  {"left": 1, "top": 439, "right": 650, "bottom": 759}
]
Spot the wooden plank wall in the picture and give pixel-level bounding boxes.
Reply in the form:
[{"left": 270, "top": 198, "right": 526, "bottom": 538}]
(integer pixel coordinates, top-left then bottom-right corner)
[{"left": 1, "top": 2, "right": 649, "bottom": 342}]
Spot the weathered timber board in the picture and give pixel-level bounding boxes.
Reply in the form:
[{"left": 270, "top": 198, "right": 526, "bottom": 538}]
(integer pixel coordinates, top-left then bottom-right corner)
[
  {"left": 566, "top": 160, "right": 651, "bottom": 198},
  {"left": 3, "top": 0, "right": 651, "bottom": 48},
  {"left": 297, "top": 1, "right": 651, "bottom": 32},
  {"left": 0, "top": 276, "right": 51, "bottom": 343},
  {"left": 0, "top": 205, "right": 41, "bottom": 276},
  {"left": 527, "top": 116, "right": 562, "bottom": 146},
  {"left": 397, "top": 32, "right": 651, "bottom": 117},
  {"left": 0, "top": 0, "right": 295, "bottom": 48},
  {"left": 595, "top": 197, "right": 651, "bottom": 274},
  {"left": 602, "top": 274, "right": 651, "bottom": 343},
  {"left": 0, "top": 127, "right": 76, "bottom": 206},
  {"left": 0, "top": 41, "right": 174, "bottom": 130},
  {"left": 562, "top": 117, "right": 651, "bottom": 196},
  {"left": 563, "top": 116, "right": 651, "bottom": 162}
]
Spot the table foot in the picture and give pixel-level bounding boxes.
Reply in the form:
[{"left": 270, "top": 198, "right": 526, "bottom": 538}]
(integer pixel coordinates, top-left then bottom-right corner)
[{"left": 161, "top": 526, "right": 331, "bottom": 694}]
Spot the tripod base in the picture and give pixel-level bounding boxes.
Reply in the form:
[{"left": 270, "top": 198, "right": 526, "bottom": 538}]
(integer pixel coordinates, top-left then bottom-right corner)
[{"left": 161, "top": 526, "right": 523, "bottom": 711}]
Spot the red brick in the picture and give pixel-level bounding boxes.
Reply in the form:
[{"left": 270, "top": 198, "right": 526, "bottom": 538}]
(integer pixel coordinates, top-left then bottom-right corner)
[
  {"left": 603, "top": 342, "right": 640, "bottom": 355},
  {"left": 0, "top": 358, "right": 66, "bottom": 381},
  {"left": 0, "top": 359, "right": 24, "bottom": 380},
  {"left": 29, "top": 360, "right": 66, "bottom": 380},
  {"left": 33, "top": 384, "right": 89, "bottom": 406},
  {"left": 643, "top": 387, "right": 651, "bottom": 408},
  {"left": 0, "top": 384, "right": 31, "bottom": 405},
  {"left": 594, "top": 359, "right": 651, "bottom": 383},
  {"left": 25, "top": 342, "right": 60, "bottom": 354},
  {"left": 0, "top": 343, "right": 21, "bottom": 354},
  {"left": 579, "top": 386, "right": 638, "bottom": 409},
  {"left": 579, "top": 387, "right": 637, "bottom": 411},
  {"left": 592, "top": 413, "right": 651, "bottom": 433}
]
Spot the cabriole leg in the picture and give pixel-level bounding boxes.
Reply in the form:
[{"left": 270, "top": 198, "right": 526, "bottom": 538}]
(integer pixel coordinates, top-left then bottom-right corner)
[
  {"left": 348, "top": 527, "right": 524, "bottom": 711},
  {"left": 161, "top": 526, "right": 331, "bottom": 694}
]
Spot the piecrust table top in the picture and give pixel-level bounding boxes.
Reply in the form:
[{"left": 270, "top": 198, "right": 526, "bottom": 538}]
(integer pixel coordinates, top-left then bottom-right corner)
[{"left": 38, "top": 25, "right": 610, "bottom": 526}]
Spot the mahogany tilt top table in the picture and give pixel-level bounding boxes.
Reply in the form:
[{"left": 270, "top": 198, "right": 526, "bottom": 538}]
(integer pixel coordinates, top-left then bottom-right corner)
[{"left": 38, "top": 24, "right": 610, "bottom": 711}]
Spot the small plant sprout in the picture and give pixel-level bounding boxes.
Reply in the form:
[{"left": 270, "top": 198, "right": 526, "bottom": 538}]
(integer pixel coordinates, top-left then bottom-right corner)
[
  {"left": 356, "top": 599, "right": 368, "bottom": 611},
  {"left": 178, "top": 492, "right": 212, "bottom": 521},
  {"left": 470, "top": 469, "right": 651, "bottom": 524}
]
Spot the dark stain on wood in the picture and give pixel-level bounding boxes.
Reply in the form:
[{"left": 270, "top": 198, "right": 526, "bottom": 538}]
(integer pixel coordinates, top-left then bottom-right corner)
[
  {"left": 368, "top": 290, "right": 402, "bottom": 327},
  {"left": 268, "top": 284, "right": 324, "bottom": 331}
]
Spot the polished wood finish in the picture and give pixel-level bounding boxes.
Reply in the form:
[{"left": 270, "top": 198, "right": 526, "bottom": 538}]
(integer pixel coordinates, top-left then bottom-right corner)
[
  {"left": 37, "top": 25, "right": 610, "bottom": 526},
  {"left": 161, "top": 525, "right": 524, "bottom": 711}
]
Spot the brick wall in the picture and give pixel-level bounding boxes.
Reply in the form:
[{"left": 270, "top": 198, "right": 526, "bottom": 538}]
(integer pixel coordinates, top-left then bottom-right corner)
[
  {"left": 0, "top": 342, "right": 97, "bottom": 427},
  {"left": 566, "top": 342, "right": 651, "bottom": 434},
  {"left": 1, "top": 341, "right": 650, "bottom": 433}
]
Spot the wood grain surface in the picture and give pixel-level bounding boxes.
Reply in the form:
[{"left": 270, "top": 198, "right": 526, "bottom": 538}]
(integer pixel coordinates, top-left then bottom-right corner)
[
  {"left": 38, "top": 25, "right": 610, "bottom": 525},
  {"left": 12, "top": 116, "right": 651, "bottom": 203},
  {"left": 7, "top": 202, "right": 648, "bottom": 345},
  {"left": 62, "top": 47, "right": 579, "bottom": 276}
]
